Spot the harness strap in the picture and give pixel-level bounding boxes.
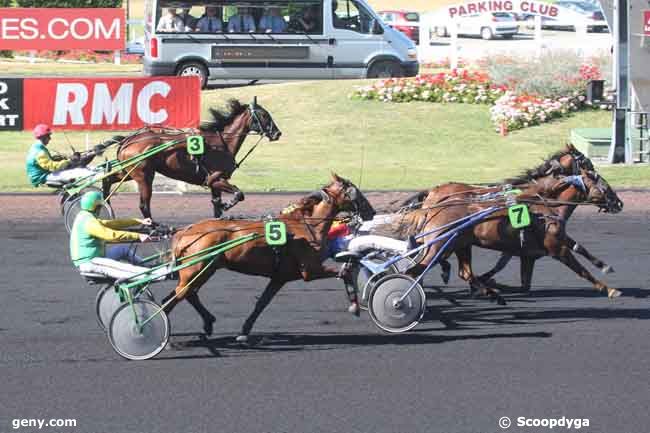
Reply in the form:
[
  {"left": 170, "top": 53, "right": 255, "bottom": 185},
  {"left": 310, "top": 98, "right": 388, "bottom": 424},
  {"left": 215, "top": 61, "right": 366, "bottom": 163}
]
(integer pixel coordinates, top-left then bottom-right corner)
[{"left": 235, "top": 136, "right": 264, "bottom": 169}]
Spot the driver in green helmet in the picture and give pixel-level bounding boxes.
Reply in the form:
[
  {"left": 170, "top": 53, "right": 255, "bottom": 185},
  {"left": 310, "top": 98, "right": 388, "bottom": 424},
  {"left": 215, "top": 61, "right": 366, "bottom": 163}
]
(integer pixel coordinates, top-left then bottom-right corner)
[{"left": 70, "top": 191, "right": 170, "bottom": 281}]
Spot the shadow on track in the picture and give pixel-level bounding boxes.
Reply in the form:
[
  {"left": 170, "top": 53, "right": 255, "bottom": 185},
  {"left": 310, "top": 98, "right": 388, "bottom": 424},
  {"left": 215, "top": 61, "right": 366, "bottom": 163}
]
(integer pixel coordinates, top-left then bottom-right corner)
[{"left": 157, "top": 330, "right": 552, "bottom": 360}]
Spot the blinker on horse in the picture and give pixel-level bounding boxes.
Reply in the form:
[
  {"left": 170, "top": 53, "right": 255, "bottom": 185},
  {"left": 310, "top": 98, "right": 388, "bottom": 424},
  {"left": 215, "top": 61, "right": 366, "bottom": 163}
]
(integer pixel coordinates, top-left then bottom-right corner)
[{"left": 105, "top": 98, "right": 281, "bottom": 220}]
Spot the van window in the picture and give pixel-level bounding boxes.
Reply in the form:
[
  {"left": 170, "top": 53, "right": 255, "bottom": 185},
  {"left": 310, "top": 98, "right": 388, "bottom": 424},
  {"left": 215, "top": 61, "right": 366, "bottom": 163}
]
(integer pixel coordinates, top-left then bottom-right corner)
[
  {"left": 404, "top": 12, "right": 419, "bottom": 22},
  {"left": 153, "top": 1, "right": 323, "bottom": 34},
  {"left": 333, "top": 0, "right": 376, "bottom": 34}
]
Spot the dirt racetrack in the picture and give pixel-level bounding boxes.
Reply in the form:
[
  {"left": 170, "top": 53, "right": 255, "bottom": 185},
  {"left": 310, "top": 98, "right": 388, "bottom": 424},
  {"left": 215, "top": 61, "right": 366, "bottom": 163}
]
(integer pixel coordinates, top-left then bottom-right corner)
[{"left": 1, "top": 191, "right": 649, "bottom": 433}]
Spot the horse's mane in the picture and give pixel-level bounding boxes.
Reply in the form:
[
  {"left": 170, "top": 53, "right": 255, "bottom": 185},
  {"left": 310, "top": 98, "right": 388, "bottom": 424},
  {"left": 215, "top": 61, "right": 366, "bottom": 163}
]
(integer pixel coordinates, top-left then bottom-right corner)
[
  {"left": 200, "top": 99, "right": 248, "bottom": 132},
  {"left": 504, "top": 146, "right": 573, "bottom": 185},
  {"left": 280, "top": 192, "right": 324, "bottom": 220}
]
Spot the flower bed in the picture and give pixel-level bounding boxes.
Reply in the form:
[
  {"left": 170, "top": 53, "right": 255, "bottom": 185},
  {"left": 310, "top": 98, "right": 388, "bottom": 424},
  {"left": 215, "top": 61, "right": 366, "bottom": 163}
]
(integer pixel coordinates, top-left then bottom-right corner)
[
  {"left": 351, "top": 70, "right": 507, "bottom": 105},
  {"left": 490, "top": 92, "right": 583, "bottom": 133},
  {"left": 352, "top": 59, "right": 606, "bottom": 134}
]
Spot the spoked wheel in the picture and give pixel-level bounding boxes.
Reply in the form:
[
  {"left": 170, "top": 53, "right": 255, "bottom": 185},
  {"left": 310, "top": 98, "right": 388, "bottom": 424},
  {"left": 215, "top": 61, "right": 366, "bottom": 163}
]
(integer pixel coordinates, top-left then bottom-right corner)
[
  {"left": 368, "top": 274, "right": 426, "bottom": 333},
  {"left": 63, "top": 187, "right": 115, "bottom": 232},
  {"left": 95, "top": 286, "right": 155, "bottom": 331},
  {"left": 108, "top": 299, "right": 169, "bottom": 361}
]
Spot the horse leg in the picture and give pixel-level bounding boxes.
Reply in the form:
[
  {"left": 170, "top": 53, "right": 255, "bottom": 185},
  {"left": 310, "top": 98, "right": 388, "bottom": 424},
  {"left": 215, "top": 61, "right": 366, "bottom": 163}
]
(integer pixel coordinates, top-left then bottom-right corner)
[
  {"left": 210, "top": 187, "right": 223, "bottom": 219},
  {"left": 440, "top": 259, "right": 451, "bottom": 284},
  {"left": 133, "top": 167, "right": 155, "bottom": 219},
  {"left": 211, "top": 178, "right": 244, "bottom": 212},
  {"left": 237, "top": 278, "right": 285, "bottom": 343},
  {"left": 478, "top": 253, "right": 513, "bottom": 285},
  {"left": 566, "top": 236, "right": 614, "bottom": 274},
  {"left": 185, "top": 291, "right": 217, "bottom": 336},
  {"left": 551, "top": 250, "right": 621, "bottom": 298},
  {"left": 456, "top": 246, "right": 506, "bottom": 305},
  {"left": 519, "top": 256, "right": 535, "bottom": 292}
]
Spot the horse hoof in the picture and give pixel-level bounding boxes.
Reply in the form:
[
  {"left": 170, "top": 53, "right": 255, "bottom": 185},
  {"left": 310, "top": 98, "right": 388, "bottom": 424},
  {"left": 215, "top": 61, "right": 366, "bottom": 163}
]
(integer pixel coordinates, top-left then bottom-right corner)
[
  {"left": 601, "top": 265, "right": 615, "bottom": 274},
  {"left": 235, "top": 335, "right": 248, "bottom": 343},
  {"left": 497, "top": 297, "right": 507, "bottom": 306},
  {"left": 441, "top": 271, "right": 450, "bottom": 285},
  {"left": 608, "top": 288, "right": 622, "bottom": 299},
  {"left": 203, "top": 317, "right": 216, "bottom": 336},
  {"left": 348, "top": 302, "right": 360, "bottom": 317}
]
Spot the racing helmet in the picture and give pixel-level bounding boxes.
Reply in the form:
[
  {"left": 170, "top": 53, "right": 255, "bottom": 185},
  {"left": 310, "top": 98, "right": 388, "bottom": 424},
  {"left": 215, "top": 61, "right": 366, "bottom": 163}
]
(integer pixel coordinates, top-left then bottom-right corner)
[
  {"left": 80, "top": 191, "right": 104, "bottom": 212},
  {"left": 33, "top": 124, "right": 52, "bottom": 139}
]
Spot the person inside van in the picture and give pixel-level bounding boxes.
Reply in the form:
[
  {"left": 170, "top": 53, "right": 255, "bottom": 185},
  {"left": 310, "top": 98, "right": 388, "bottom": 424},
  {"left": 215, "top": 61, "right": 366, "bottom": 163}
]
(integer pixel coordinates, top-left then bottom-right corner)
[
  {"left": 196, "top": 6, "right": 223, "bottom": 32},
  {"left": 331, "top": 0, "right": 345, "bottom": 28},
  {"left": 289, "top": 4, "right": 321, "bottom": 33},
  {"left": 156, "top": 8, "right": 185, "bottom": 32},
  {"left": 259, "top": 7, "right": 287, "bottom": 33},
  {"left": 178, "top": 6, "right": 197, "bottom": 31},
  {"left": 227, "top": 7, "right": 256, "bottom": 33}
]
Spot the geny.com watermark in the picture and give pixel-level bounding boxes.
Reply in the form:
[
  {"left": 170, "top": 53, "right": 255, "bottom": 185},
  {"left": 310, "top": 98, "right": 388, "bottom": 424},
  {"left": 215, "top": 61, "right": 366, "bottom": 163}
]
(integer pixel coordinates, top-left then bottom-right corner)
[
  {"left": 12, "top": 419, "right": 77, "bottom": 430},
  {"left": 499, "top": 416, "right": 590, "bottom": 430}
]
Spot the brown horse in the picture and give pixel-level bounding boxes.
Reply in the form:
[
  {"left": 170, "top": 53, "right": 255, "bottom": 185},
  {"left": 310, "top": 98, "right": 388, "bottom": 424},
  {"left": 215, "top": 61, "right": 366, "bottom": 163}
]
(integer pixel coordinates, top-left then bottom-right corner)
[
  {"left": 400, "top": 144, "right": 615, "bottom": 289},
  {"left": 106, "top": 98, "right": 281, "bottom": 219},
  {"left": 398, "top": 170, "right": 623, "bottom": 304},
  {"left": 161, "top": 174, "right": 375, "bottom": 342}
]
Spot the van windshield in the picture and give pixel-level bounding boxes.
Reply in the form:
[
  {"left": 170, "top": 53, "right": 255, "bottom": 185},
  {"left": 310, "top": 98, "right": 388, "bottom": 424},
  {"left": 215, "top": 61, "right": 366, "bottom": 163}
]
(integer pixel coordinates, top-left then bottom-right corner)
[
  {"left": 332, "top": 0, "right": 376, "bottom": 34},
  {"left": 153, "top": 0, "right": 324, "bottom": 34}
]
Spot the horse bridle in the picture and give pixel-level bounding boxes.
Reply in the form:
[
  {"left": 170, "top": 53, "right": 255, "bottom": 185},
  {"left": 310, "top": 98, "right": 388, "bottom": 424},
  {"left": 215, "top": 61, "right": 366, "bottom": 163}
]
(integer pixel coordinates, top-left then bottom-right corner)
[{"left": 248, "top": 105, "right": 276, "bottom": 140}]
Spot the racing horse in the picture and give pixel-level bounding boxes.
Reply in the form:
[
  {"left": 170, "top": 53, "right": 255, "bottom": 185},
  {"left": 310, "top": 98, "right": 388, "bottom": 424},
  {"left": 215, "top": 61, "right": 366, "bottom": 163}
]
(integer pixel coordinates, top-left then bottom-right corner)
[
  {"left": 397, "top": 170, "right": 623, "bottom": 305},
  {"left": 162, "top": 174, "right": 376, "bottom": 341},
  {"left": 399, "top": 144, "right": 615, "bottom": 290},
  {"left": 105, "top": 98, "right": 281, "bottom": 219}
]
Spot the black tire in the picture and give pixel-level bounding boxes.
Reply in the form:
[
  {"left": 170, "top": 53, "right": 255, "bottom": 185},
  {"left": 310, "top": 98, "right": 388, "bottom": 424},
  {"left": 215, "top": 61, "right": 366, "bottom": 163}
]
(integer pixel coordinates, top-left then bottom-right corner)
[
  {"left": 177, "top": 61, "right": 208, "bottom": 89},
  {"left": 525, "top": 16, "right": 535, "bottom": 30},
  {"left": 367, "top": 60, "right": 403, "bottom": 79},
  {"left": 481, "top": 27, "right": 493, "bottom": 40}
]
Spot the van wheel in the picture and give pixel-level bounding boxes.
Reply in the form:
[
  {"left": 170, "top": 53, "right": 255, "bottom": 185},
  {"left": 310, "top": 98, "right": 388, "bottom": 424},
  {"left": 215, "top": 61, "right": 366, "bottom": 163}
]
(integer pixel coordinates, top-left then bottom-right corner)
[
  {"left": 367, "top": 61, "right": 403, "bottom": 79},
  {"left": 177, "top": 62, "right": 208, "bottom": 89},
  {"left": 481, "top": 27, "right": 493, "bottom": 40}
]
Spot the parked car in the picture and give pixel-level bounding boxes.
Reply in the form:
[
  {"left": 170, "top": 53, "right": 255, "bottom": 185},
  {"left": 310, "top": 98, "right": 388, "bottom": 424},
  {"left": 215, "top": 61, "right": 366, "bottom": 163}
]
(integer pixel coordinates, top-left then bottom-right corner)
[
  {"left": 377, "top": 10, "right": 420, "bottom": 43},
  {"left": 523, "top": 1, "right": 608, "bottom": 32},
  {"left": 433, "top": 12, "right": 519, "bottom": 40}
]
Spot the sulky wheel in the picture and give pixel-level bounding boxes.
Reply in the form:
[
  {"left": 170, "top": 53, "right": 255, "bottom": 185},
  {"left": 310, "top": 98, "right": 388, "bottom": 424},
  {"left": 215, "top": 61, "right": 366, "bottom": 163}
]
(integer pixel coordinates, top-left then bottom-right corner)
[
  {"left": 350, "top": 260, "right": 397, "bottom": 311},
  {"left": 108, "top": 299, "right": 169, "bottom": 361},
  {"left": 95, "top": 286, "right": 154, "bottom": 331},
  {"left": 368, "top": 274, "right": 426, "bottom": 333},
  {"left": 63, "top": 187, "right": 115, "bottom": 233}
]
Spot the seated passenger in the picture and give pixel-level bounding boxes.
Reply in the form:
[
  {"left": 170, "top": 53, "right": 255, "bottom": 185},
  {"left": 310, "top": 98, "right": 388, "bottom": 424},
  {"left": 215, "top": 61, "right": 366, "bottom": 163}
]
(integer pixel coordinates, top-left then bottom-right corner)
[
  {"left": 156, "top": 8, "right": 184, "bottom": 32},
  {"left": 25, "top": 124, "right": 95, "bottom": 187},
  {"left": 196, "top": 6, "right": 223, "bottom": 32},
  {"left": 289, "top": 5, "right": 320, "bottom": 33},
  {"left": 178, "top": 6, "right": 197, "bottom": 31},
  {"left": 70, "top": 191, "right": 171, "bottom": 281},
  {"left": 259, "top": 7, "right": 287, "bottom": 33},
  {"left": 227, "top": 7, "right": 256, "bottom": 33}
]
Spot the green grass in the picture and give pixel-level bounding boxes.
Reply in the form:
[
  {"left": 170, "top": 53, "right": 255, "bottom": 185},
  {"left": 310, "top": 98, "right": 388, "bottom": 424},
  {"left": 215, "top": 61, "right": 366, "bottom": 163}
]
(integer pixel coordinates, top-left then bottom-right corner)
[
  {"left": 2, "top": 79, "right": 648, "bottom": 192},
  {"left": 0, "top": 60, "right": 142, "bottom": 76}
]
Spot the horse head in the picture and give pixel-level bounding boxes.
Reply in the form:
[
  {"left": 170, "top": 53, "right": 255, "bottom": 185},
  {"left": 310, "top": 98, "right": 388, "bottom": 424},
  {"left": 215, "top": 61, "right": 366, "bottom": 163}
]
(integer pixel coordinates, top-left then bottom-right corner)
[
  {"left": 323, "top": 173, "right": 376, "bottom": 221},
  {"left": 581, "top": 170, "right": 624, "bottom": 213},
  {"left": 249, "top": 97, "right": 282, "bottom": 141}
]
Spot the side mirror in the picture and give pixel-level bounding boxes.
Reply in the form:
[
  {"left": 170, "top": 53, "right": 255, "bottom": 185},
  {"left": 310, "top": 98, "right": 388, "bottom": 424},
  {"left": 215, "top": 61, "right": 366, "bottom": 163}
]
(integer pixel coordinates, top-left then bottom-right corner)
[{"left": 372, "top": 20, "right": 383, "bottom": 34}]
